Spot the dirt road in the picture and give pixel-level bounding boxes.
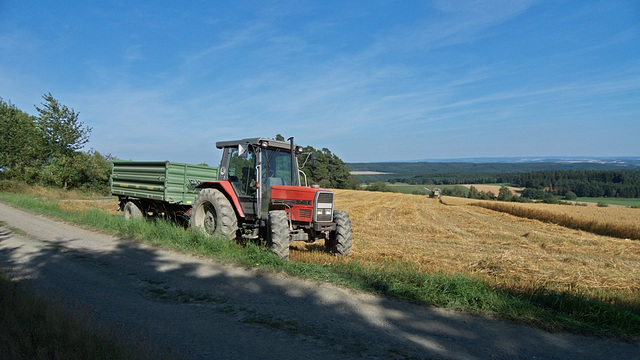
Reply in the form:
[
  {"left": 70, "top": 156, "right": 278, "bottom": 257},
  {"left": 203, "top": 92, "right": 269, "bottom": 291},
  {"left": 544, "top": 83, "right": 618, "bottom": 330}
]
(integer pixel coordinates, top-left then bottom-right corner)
[{"left": 0, "top": 202, "right": 638, "bottom": 360}]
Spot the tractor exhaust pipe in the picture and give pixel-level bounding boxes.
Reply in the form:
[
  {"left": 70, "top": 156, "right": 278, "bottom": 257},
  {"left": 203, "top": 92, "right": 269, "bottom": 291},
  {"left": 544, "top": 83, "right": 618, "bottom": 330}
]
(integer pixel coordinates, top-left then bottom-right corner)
[{"left": 288, "top": 137, "right": 296, "bottom": 186}]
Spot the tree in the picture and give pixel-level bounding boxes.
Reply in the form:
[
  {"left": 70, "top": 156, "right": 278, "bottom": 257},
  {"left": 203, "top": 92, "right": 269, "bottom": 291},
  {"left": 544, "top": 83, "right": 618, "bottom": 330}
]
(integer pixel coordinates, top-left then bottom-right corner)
[
  {"left": 42, "top": 150, "right": 111, "bottom": 191},
  {"left": 0, "top": 98, "right": 44, "bottom": 181},
  {"left": 564, "top": 191, "right": 577, "bottom": 201},
  {"left": 365, "top": 181, "right": 394, "bottom": 192},
  {"left": 468, "top": 185, "right": 479, "bottom": 199},
  {"left": 497, "top": 186, "right": 514, "bottom": 201},
  {"left": 298, "top": 144, "right": 359, "bottom": 189},
  {"left": 35, "top": 93, "right": 92, "bottom": 159}
]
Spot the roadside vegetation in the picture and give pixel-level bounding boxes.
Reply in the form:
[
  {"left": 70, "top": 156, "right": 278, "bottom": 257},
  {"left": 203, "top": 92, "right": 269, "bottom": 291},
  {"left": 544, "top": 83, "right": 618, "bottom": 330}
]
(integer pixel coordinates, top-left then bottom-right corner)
[{"left": 1, "top": 185, "right": 639, "bottom": 340}]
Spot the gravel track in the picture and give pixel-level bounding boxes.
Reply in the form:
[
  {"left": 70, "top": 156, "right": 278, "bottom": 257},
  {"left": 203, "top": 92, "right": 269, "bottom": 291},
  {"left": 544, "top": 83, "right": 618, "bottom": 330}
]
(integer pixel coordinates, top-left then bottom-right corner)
[{"left": 0, "top": 202, "right": 638, "bottom": 359}]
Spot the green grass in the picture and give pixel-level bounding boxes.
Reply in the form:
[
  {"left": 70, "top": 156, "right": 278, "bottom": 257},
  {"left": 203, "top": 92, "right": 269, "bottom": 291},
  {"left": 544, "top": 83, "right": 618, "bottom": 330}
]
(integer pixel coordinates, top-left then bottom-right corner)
[
  {"left": 1, "top": 191, "right": 639, "bottom": 340},
  {"left": 576, "top": 197, "right": 640, "bottom": 208}
]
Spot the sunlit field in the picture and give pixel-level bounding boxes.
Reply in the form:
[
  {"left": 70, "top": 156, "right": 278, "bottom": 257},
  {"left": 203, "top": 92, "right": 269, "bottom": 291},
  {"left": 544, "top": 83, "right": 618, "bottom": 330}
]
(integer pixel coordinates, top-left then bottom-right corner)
[{"left": 291, "top": 190, "right": 640, "bottom": 305}]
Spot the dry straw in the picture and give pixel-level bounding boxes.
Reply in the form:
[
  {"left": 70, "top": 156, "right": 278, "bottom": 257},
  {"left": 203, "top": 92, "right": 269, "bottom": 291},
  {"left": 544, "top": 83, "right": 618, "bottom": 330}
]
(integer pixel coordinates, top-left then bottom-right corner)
[{"left": 292, "top": 190, "right": 640, "bottom": 305}]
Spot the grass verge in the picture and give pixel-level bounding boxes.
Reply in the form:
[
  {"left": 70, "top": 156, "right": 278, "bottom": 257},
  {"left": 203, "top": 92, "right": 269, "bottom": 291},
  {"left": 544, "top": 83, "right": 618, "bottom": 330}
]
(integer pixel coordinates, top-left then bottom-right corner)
[{"left": 1, "top": 191, "right": 639, "bottom": 340}]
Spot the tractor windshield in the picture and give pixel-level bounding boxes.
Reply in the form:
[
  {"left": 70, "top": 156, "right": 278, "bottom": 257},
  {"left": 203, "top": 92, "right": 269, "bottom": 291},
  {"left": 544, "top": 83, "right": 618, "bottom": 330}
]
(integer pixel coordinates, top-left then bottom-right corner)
[{"left": 261, "top": 148, "right": 298, "bottom": 188}]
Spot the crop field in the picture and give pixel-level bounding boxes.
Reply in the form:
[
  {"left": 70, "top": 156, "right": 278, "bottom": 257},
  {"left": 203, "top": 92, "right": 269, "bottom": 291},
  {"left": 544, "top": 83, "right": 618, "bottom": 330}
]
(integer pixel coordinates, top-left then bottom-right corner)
[{"left": 291, "top": 190, "right": 640, "bottom": 306}]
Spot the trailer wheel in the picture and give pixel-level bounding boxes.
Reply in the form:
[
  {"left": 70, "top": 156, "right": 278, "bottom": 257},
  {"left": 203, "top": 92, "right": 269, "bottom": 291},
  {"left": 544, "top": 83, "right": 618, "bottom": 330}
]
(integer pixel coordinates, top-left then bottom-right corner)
[
  {"left": 326, "top": 210, "right": 352, "bottom": 256},
  {"left": 123, "top": 201, "right": 143, "bottom": 220},
  {"left": 268, "top": 210, "right": 290, "bottom": 260},
  {"left": 190, "top": 188, "right": 238, "bottom": 240}
]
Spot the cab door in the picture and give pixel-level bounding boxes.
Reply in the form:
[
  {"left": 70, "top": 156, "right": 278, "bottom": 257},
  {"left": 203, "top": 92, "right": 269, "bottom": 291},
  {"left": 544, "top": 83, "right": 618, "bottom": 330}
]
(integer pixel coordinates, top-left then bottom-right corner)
[{"left": 226, "top": 146, "right": 259, "bottom": 219}]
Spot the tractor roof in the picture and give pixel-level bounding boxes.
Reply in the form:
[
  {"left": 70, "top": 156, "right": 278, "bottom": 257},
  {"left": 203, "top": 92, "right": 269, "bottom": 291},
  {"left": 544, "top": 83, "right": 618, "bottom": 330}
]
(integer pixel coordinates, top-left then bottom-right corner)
[{"left": 215, "top": 137, "right": 298, "bottom": 151}]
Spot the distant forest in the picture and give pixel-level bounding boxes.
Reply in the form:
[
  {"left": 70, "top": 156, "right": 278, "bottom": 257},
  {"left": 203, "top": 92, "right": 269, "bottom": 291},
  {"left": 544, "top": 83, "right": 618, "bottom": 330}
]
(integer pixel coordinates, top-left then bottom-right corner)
[{"left": 349, "top": 162, "right": 640, "bottom": 198}]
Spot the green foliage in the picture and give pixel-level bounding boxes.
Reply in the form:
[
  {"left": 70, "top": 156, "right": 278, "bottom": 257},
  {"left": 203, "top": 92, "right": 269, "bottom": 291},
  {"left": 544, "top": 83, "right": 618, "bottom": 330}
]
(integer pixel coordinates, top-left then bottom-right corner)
[
  {"left": 42, "top": 150, "right": 112, "bottom": 193},
  {"left": 468, "top": 185, "right": 479, "bottom": 199},
  {"left": 0, "top": 98, "right": 44, "bottom": 181},
  {"left": 521, "top": 188, "right": 553, "bottom": 200},
  {"left": 350, "top": 162, "right": 640, "bottom": 199},
  {"left": 497, "top": 186, "right": 514, "bottom": 201},
  {"left": 564, "top": 191, "right": 577, "bottom": 200},
  {"left": 35, "top": 93, "right": 92, "bottom": 158},
  {"left": 1, "top": 94, "right": 110, "bottom": 192},
  {"left": 298, "top": 145, "right": 359, "bottom": 189},
  {"left": 364, "top": 181, "right": 394, "bottom": 192},
  {"left": 442, "top": 185, "right": 467, "bottom": 198}
]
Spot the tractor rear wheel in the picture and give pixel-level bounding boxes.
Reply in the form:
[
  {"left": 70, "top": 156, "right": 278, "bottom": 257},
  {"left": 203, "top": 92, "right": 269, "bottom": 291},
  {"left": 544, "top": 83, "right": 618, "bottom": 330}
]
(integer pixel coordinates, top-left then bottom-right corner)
[
  {"left": 123, "top": 201, "right": 143, "bottom": 220},
  {"left": 190, "top": 188, "right": 238, "bottom": 240},
  {"left": 326, "top": 210, "right": 352, "bottom": 256},
  {"left": 268, "top": 210, "right": 290, "bottom": 260}
]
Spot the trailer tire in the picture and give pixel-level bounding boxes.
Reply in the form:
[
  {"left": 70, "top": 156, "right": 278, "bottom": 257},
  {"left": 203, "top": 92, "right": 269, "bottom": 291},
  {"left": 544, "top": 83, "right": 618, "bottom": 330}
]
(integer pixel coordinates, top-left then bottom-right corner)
[
  {"left": 190, "top": 188, "right": 238, "bottom": 240},
  {"left": 268, "top": 210, "right": 290, "bottom": 260},
  {"left": 123, "top": 201, "right": 143, "bottom": 220},
  {"left": 326, "top": 210, "right": 352, "bottom": 256}
]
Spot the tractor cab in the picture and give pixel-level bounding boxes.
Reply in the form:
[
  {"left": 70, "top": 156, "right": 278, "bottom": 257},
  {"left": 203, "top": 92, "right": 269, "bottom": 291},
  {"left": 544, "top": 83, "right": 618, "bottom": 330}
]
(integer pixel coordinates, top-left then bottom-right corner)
[{"left": 216, "top": 137, "right": 303, "bottom": 220}]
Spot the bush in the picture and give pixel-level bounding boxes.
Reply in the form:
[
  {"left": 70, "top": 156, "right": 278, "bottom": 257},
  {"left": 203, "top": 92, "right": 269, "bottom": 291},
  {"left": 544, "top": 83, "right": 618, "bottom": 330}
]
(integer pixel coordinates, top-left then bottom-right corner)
[
  {"left": 365, "top": 181, "right": 394, "bottom": 192},
  {"left": 564, "top": 191, "right": 577, "bottom": 201}
]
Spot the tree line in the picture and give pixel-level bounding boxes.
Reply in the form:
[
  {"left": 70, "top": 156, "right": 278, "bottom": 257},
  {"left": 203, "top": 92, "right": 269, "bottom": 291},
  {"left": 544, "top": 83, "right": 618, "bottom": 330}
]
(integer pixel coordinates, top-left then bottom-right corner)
[
  {"left": 1, "top": 95, "right": 111, "bottom": 193},
  {"left": 364, "top": 169, "right": 640, "bottom": 199},
  {"left": 506, "top": 170, "right": 640, "bottom": 198}
]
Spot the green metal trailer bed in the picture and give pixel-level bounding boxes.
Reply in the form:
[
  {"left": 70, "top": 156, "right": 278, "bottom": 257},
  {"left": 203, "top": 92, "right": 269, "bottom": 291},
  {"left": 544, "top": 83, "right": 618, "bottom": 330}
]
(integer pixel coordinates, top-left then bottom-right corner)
[{"left": 110, "top": 160, "right": 218, "bottom": 206}]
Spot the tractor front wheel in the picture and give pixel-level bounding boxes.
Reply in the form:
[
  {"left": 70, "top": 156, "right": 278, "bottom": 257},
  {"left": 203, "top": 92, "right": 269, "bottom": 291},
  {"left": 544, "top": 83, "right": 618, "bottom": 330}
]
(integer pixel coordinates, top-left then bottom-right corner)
[
  {"left": 268, "top": 210, "right": 291, "bottom": 260},
  {"left": 326, "top": 210, "right": 352, "bottom": 256},
  {"left": 190, "top": 188, "right": 238, "bottom": 240}
]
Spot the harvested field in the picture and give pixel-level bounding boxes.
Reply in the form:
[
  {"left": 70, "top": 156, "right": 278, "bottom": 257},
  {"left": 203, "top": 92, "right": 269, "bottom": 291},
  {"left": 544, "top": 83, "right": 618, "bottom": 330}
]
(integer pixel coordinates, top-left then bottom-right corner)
[
  {"left": 461, "top": 184, "right": 524, "bottom": 196},
  {"left": 472, "top": 200, "right": 640, "bottom": 240},
  {"left": 59, "top": 199, "right": 119, "bottom": 215},
  {"left": 291, "top": 190, "right": 640, "bottom": 305}
]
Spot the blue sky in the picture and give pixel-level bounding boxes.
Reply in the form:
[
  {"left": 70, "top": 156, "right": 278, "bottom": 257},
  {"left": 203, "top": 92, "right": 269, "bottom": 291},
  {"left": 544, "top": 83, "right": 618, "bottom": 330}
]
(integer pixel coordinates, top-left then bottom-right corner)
[{"left": 1, "top": 1, "right": 638, "bottom": 164}]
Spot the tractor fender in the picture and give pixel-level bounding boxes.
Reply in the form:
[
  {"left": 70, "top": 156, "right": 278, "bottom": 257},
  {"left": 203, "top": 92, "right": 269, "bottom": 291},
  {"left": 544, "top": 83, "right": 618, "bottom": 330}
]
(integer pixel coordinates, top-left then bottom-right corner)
[{"left": 196, "top": 181, "right": 245, "bottom": 218}]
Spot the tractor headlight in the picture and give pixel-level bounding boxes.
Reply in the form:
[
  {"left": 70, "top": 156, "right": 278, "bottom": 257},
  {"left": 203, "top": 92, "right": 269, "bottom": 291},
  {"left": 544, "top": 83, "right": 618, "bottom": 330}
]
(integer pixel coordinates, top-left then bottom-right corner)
[
  {"left": 317, "top": 208, "right": 332, "bottom": 217},
  {"left": 314, "top": 191, "right": 334, "bottom": 222}
]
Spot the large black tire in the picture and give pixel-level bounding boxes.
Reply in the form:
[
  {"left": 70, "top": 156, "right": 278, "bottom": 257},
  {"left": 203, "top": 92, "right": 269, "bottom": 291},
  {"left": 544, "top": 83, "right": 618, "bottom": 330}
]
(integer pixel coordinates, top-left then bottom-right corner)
[
  {"left": 268, "top": 210, "right": 290, "bottom": 260},
  {"left": 123, "top": 201, "right": 143, "bottom": 220},
  {"left": 326, "top": 210, "right": 352, "bottom": 256},
  {"left": 190, "top": 188, "right": 238, "bottom": 240}
]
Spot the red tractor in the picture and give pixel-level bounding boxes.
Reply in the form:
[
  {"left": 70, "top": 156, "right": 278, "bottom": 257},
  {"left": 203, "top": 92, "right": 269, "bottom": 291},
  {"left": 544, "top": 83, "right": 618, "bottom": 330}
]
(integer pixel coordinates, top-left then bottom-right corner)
[{"left": 190, "top": 137, "right": 352, "bottom": 260}]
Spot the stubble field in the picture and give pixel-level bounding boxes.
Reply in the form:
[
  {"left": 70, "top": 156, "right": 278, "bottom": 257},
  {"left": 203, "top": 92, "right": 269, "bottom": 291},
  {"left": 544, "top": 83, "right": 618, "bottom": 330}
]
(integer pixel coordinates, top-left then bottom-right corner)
[{"left": 291, "top": 190, "right": 640, "bottom": 305}]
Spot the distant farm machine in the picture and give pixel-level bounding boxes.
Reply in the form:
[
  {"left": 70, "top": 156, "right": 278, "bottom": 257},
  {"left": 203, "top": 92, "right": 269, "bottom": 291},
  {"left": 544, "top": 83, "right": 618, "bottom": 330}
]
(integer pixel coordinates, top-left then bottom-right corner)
[{"left": 110, "top": 137, "right": 352, "bottom": 260}]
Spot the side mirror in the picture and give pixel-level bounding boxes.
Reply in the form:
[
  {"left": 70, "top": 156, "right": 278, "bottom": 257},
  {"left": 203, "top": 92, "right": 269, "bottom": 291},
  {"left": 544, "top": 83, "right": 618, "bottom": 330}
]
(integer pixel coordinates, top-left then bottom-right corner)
[{"left": 238, "top": 144, "right": 248, "bottom": 159}]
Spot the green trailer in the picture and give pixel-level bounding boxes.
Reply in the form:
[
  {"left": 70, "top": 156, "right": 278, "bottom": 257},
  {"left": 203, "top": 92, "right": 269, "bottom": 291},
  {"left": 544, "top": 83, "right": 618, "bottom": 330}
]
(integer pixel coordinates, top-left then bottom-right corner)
[{"left": 110, "top": 160, "right": 218, "bottom": 219}]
